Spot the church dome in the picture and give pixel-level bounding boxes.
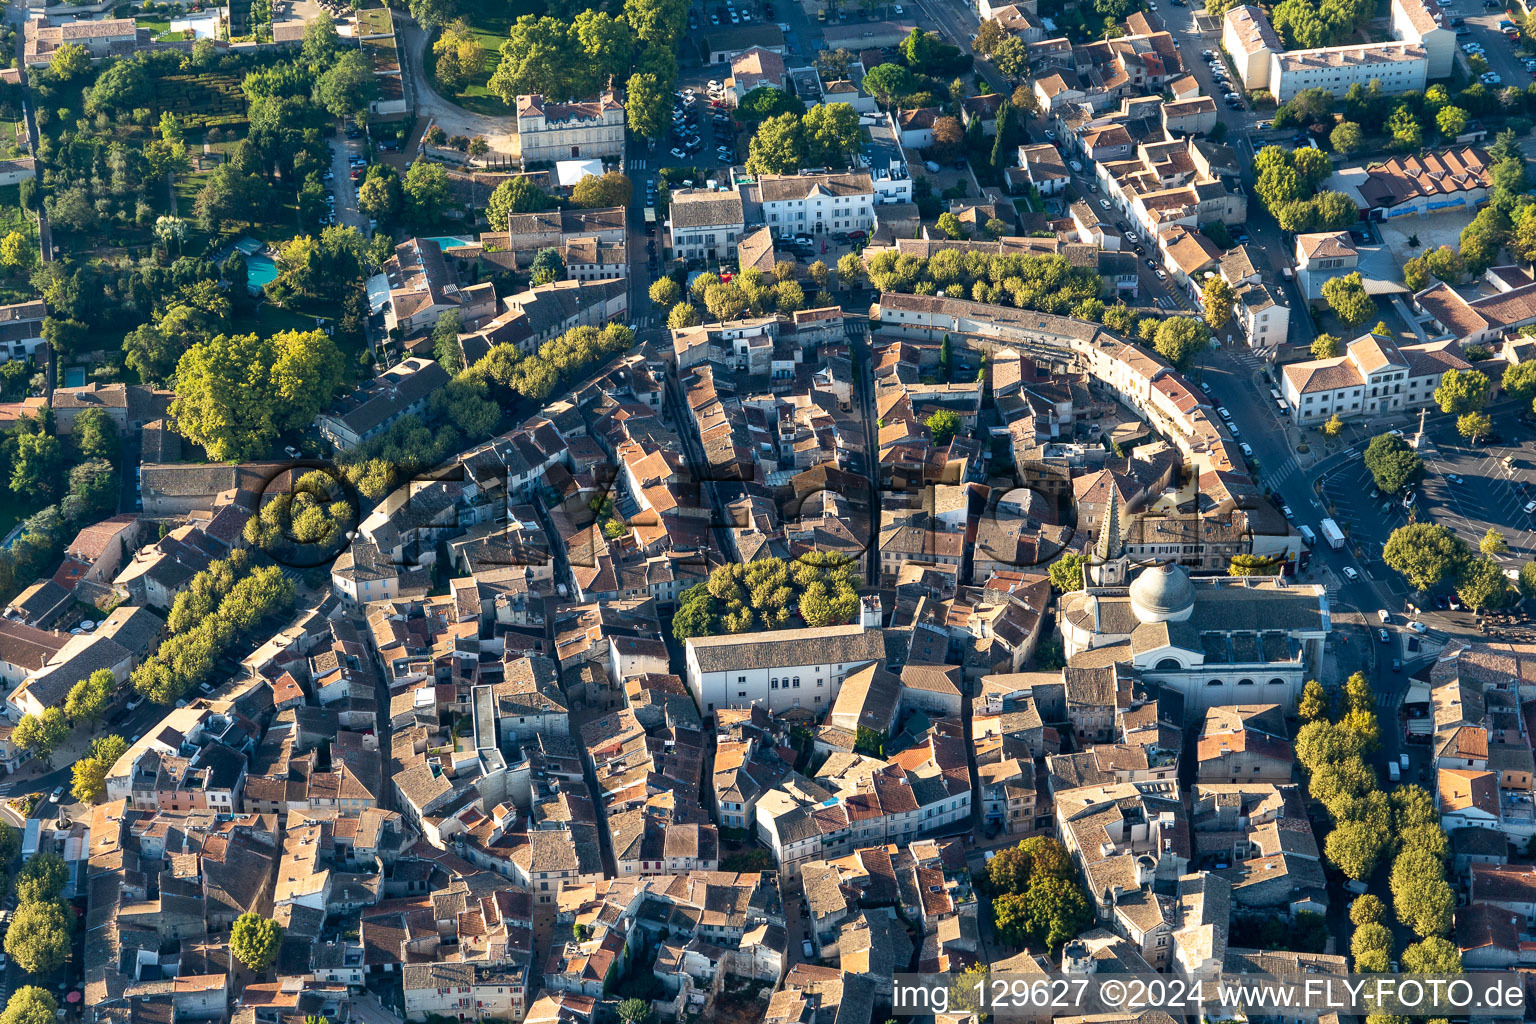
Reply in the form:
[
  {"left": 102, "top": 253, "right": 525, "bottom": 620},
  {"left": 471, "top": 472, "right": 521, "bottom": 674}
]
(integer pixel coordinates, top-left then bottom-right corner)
[{"left": 1129, "top": 562, "right": 1195, "bottom": 623}]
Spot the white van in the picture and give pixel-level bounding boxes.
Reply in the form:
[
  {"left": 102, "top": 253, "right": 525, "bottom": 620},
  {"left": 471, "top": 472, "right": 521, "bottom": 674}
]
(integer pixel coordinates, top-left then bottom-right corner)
[{"left": 1298, "top": 525, "right": 1316, "bottom": 546}]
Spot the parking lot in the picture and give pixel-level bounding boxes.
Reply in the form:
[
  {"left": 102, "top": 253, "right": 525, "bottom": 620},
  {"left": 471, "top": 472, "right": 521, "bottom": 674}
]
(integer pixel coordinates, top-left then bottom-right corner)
[
  {"left": 1319, "top": 408, "right": 1536, "bottom": 597},
  {"left": 666, "top": 83, "right": 737, "bottom": 171}
]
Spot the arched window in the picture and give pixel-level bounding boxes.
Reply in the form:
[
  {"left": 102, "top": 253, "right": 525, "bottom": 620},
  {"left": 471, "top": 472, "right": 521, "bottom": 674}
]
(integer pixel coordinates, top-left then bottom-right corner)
[
  {"left": 1155, "top": 658, "right": 1182, "bottom": 671},
  {"left": 1267, "top": 678, "right": 1286, "bottom": 687},
  {"left": 1237, "top": 678, "right": 1255, "bottom": 686},
  {"left": 1206, "top": 679, "right": 1224, "bottom": 687}
]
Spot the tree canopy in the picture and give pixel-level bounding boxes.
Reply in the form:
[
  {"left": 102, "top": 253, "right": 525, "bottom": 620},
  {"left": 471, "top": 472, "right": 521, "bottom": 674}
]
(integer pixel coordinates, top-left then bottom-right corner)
[
  {"left": 1363, "top": 433, "right": 1424, "bottom": 495},
  {"left": 672, "top": 554, "right": 862, "bottom": 641},
  {"left": 1384, "top": 522, "right": 1469, "bottom": 592},
  {"left": 231, "top": 911, "right": 284, "bottom": 971}
]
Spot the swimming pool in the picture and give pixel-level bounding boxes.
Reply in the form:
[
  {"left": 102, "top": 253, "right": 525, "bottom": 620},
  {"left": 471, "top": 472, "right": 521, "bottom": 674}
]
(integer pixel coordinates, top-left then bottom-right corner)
[
  {"left": 63, "top": 368, "right": 85, "bottom": 388},
  {"left": 246, "top": 254, "right": 278, "bottom": 294},
  {"left": 424, "top": 236, "right": 473, "bottom": 249}
]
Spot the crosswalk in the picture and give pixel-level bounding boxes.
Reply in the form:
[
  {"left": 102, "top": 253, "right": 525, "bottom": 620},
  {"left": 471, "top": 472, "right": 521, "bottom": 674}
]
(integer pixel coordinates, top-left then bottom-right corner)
[
  {"left": 1266, "top": 452, "right": 1300, "bottom": 485},
  {"left": 844, "top": 320, "right": 868, "bottom": 337},
  {"left": 630, "top": 157, "right": 648, "bottom": 170}
]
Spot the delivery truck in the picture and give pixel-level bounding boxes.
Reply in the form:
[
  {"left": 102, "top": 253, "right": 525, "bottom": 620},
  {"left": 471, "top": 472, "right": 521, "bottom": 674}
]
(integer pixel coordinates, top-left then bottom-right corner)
[{"left": 1319, "top": 518, "right": 1345, "bottom": 550}]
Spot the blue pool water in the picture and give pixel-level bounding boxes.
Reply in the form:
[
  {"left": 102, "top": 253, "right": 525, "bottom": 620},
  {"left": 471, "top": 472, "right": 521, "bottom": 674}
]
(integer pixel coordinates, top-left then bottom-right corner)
[
  {"left": 246, "top": 254, "right": 278, "bottom": 294},
  {"left": 424, "top": 236, "right": 473, "bottom": 249},
  {"left": 63, "top": 368, "right": 84, "bottom": 387}
]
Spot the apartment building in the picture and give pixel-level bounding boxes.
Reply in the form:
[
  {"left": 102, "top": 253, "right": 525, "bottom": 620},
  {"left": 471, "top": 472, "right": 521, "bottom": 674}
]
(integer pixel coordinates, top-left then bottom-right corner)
[
  {"left": 754, "top": 172, "right": 877, "bottom": 236},
  {"left": 683, "top": 611, "right": 885, "bottom": 715},
  {"left": 1280, "top": 331, "right": 1471, "bottom": 424},
  {"left": 514, "top": 90, "right": 625, "bottom": 164},
  {"left": 668, "top": 190, "right": 746, "bottom": 261}
]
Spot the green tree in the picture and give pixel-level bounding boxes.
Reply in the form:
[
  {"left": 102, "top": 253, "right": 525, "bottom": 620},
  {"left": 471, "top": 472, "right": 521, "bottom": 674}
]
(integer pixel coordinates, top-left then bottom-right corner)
[
  {"left": 486, "top": 177, "right": 549, "bottom": 228},
  {"left": 616, "top": 998, "right": 654, "bottom": 1024},
  {"left": 836, "top": 252, "right": 864, "bottom": 289},
  {"left": 1436, "top": 105, "right": 1468, "bottom": 139},
  {"left": 1326, "top": 819, "right": 1390, "bottom": 881},
  {"left": 1503, "top": 360, "right": 1536, "bottom": 404},
  {"left": 10, "top": 431, "right": 61, "bottom": 502},
  {"left": 0, "top": 988, "right": 58, "bottom": 1024},
  {"left": 1341, "top": 671, "right": 1374, "bottom": 715},
  {"left": 571, "top": 171, "right": 633, "bottom": 210},
  {"left": 1322, "top": 272, "right": 1377, "bottom": 327},
  {"left": 1519, "top": 561, "right": 1536, "bottom": 599},
  {"left": 530, "top": 247, "right": 565, "bottom": 286},
  {"left": 430, "top": 19, "right": 479, "bottom": 93},
  {"left": 16, "top": 854, "right": 65, "bottom": 906},
  {"left": 649, "top": 278, "right": 681, "bottom": 310},
  {"left": 1299, "top": 679, "right": 1330, "bottom": 723},
  {"left": 3, "top": 902, "right": 69, "bottom": 975},
  {"left": 1363, "top": 433, "right": 1425, "bottom": 494},
  {"left": 746, "top": 112, "right": 806, "bottom": 174},
  {"left": 404, "top": 160, "right": 450, "bottom": 222},
  {"left": 1295, "top": 720, "right": 1366, "bottom": 771},
  {"left": 802, "top": 102, "right": 862, "bottom": 166},
  {"left": 1388, "top": 104, "right": 1423, "bottom": 150},
  {"left": 314, "top": 50, "right": 379, "bottom": 119},
  {"left": 1321, "top": 413, "right": 1345, "bottom": 438},
  {"left": 1229, "top": 554, "right": 1281, "bottom": 576},
  {"left": 231, "top": 912, "right": 284, "bottom": 972},
  {"left": 1457, "top": 554, "right": 1511, "bottom": 611},
  {"left": 71, "top": 756, "right": 110, "bottom": 804},
  {"left": 1394, "top": 872, "right": 1455, "bottom": 939},
  {"left": 926, "top": 408, "right": 961, "bottom": 445},
  {"left": 12, "top": 708, "right": 66, "bottom": 766},
  {"left": 1383, "top": 522, "right": 1469, "bottom": 591},
  {"left": 704, "top": 282, "right": 748, "bottom": 322},
  {"left": 0, "top": 233, "right": 35, "bottom": 274},
  {"left": 488, "top": 15, "right": 581, "bottom": 102},
  {"left": 408, "top": 0, "right": 456, "bottom": 28},
  {"left": 1330, "top": 120, "right": 1364, "bottom": 155},
  {"left": 172, "top": 330, "right": 342, "bottom": 462},
  {"left": 431, "top": 311, "right": 463, "bottom": 372},
  {"left": 1426, "top": 245, "right": 1464, "bottom": 283},
  {"left": 1352, "top": 921, "right": 1392, "bottom": 962},
  {"left": 1311, "top": 333, "right": 1343, "bottom": 359},
  {"left": 1434, "top": 368, "right": 1491, "bottom": 415},
  {"left": 64, "top": 668, "right": 115, "bottom": 730},
  {"left": 993, "top": 890, "right": 1032, "bottom": 945},
  {"left": 735, "top": 86, "right": 807, "bottom": 124},
  {"left": 1351, "top": 894, "right": 1387, "bottom": 927},
  {"left": 667, "top": 303, "right": 701, "bottom": 329},
  {"left": 1048, "top": 553, "right": 1087, "bottom": 593},
  {"left": 1201, "top": 277, "right": 1235, "bottom": 331},
  {"left": 45, "top": 44, "right": 91, "bottom": 82},
  {"left": 1151, "top": 316, "right": 1210, "bottom": 370},
  {"left": 1402, "top": 936, "right": 1462, "bottom": 974},
  {"left": 1403, "top": 256, "right": 1430, "bottom": 292},
  {"left": 1021, "top": 875, "right": 1093, "bottom": 950},
  {"left": 1482, "top": 527, "right": 1510, "bottom": 557},
  {"left": 625, "top": 72, "right": 670, "bottom": 139}
]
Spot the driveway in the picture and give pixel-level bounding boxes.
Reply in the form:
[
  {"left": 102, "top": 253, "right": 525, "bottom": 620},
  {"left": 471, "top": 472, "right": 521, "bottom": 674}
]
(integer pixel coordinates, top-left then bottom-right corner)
[
  {"left": 399, "top": 22, "right": 519, "bottom": 158},
  {"left": 330, "top": 127, "right": 368, "bottom": 232}
]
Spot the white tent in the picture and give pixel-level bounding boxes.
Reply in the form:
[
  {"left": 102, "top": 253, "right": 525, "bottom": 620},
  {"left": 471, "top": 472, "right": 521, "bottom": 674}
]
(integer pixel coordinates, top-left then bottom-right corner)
[{"left": 556, "top": 159, "right": 605, "bottom": 188}]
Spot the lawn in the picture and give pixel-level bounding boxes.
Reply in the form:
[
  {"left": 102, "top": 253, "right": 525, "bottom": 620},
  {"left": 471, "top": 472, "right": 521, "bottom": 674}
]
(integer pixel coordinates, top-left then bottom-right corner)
[
  {"left": 0, "top": 186, "right": 37, "bottom": 246},
  {"left": 425, "top": 0, "right": 546, "bottom": 117}
]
